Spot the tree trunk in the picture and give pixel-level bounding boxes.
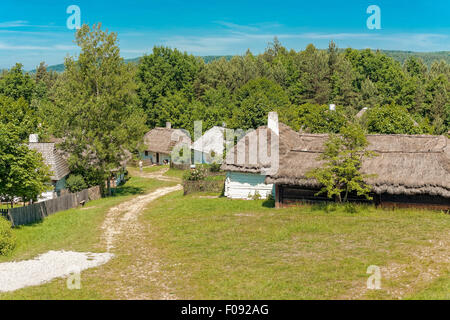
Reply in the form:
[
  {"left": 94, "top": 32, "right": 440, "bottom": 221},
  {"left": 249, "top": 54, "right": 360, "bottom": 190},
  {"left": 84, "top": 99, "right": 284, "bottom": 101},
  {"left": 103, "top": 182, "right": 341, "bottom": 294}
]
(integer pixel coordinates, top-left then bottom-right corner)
[{"left": 107, "top": 177, "right": 111, "bottom": 197}]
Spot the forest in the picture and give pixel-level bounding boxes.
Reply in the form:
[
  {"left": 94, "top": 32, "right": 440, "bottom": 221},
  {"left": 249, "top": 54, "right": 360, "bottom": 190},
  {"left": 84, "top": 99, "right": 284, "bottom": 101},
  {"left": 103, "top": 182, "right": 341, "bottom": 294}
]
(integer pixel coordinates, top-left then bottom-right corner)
[{"left": 0, "top": 24, "right": 449, "bottom": 199}]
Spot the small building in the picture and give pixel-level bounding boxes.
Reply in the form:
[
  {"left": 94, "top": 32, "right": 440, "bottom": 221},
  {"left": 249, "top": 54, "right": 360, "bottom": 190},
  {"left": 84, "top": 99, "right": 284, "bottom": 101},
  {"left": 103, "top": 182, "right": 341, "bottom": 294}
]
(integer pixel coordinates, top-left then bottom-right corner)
[
  {"left": 28, "top": 135, "right": 70, "bottom": 201},
  {"left": 142, "top": 122, "right": 191, "bottom": 165},
  {"left": 221, "top": 112, "right": 300, "bottom": 200},
  {"left": 266, "top": 134, "right": 450, "bottom": 210},
  {"left": 191, "top": 126, "right": 225, "bottom": 164}
]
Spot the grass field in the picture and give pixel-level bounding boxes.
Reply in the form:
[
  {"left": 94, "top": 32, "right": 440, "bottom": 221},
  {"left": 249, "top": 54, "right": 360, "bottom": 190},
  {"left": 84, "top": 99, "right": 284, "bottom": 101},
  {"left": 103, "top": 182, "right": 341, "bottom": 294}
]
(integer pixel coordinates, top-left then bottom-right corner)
[
  {"left": 0, "top": 176, "right": 177, "bottom": 300},
  {"left": 142, "top": 192, "right": 450, "bottom": 300},
  {"left": 1, "top": 171, "right": 448, "bottom": 300}
]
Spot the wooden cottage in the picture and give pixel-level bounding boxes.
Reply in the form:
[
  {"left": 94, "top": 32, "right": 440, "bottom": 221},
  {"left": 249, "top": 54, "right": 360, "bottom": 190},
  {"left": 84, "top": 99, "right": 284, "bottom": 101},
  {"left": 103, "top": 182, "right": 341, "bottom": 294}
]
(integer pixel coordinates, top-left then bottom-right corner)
[
  {"left": 221, "top": 112, "right": 300, "bottom": 199},
  {"left": 142, "top": 122, "right": 191, "bottom": 165},
  {"left": 266, "top": 134, "right": 450, "bottom": 210},
  {"left": 28, "top": 135, "right": 70, "bottom": 201}
]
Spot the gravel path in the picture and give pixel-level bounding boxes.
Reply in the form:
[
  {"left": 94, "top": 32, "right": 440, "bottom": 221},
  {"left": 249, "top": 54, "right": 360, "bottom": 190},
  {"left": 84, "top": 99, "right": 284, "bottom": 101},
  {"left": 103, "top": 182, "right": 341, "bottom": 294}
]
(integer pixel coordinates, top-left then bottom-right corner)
[
  {"left": 0, "top": 250, "right": 113, "bottom": 292},
  {"left": 101, "top": 184, "right": 182, "bottom": 252}
]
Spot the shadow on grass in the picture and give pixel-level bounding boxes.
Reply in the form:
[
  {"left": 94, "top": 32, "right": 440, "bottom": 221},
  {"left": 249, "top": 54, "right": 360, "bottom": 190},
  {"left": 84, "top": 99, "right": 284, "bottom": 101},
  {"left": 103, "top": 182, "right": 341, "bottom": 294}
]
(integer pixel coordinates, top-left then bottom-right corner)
[
  {"left": 262, "top": 199, "right": 275, "bottom": 208},
  {"left": 112, "top": 185, "right": 145, "bottom": 197},
  {"left": 11, "top": 219, "right": 44, "bottom": 229}
]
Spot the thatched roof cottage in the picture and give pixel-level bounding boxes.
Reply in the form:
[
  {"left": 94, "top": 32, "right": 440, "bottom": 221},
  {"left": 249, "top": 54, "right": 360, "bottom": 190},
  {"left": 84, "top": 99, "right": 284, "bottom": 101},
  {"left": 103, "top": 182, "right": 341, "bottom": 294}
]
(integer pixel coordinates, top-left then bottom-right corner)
[
  {"left": 142, "top": 122, "right": 191, "bottom": 165},
  {"left": 266, "top": 134, "right": 450, "bottom": 210},
  {"left": 221, "top": 112, "right": 300, "bottom": 199},
  {"left": 28, "top": 134, "right": 70, "bottom": 201}
]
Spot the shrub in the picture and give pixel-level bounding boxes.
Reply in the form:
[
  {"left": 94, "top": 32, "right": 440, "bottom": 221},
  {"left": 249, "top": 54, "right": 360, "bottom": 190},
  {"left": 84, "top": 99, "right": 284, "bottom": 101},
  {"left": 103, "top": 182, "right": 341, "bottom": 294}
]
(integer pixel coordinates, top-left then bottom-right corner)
[
  {"left": 0, "top": 218, "right": 16, "bottom": 256},
  {"left": 183, "top": 166, "right": 208, "bottom": 181},
  {"left": 344, "top": 203, "right": 358, "bottom": 214},
  {"left": 249, "top": 191, "right": 262, "bottom": 200},
  {"left": 66, "top": 174, "right": 87, "bottom": 193},
  {"left": 209, "top": 162, "right": 221, "bottom": 173}
]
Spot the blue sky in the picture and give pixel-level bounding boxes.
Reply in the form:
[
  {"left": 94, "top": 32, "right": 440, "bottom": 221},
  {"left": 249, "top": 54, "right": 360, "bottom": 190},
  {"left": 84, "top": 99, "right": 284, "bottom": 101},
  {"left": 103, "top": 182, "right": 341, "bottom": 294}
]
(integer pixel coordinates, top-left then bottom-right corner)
[{"left": 0, "top": 0, "right": 449, "bottom": 70}]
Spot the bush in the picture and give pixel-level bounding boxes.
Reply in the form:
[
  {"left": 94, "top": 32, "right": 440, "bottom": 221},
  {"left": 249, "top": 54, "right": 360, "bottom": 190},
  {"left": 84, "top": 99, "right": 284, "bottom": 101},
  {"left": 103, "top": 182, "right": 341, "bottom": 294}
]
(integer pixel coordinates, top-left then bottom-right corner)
[
  {"left": 344, "top": 203, "right": 358, "bottom": 214},
  {"left": 249, "top": 191, "right": 262, "bottom": 200},
  {"left": 209, "top": 162, "right": 221, "bottom": 173},
  {"left": 0, "top": 218, "right": 16, "bottom": 256},
  {"left": 66, "top": 174, "right": 87, "bottom": 193},
  {"left": 183, "top": 166, "right": 208, "bottom": 181}
]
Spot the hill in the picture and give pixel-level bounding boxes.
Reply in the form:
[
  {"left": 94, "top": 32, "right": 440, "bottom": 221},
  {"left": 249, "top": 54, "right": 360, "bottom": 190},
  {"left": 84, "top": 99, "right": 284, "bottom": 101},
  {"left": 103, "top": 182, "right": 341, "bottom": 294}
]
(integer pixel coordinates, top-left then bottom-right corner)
[{"left": 30, "top": 51, "right": 449, "bottom": 73}]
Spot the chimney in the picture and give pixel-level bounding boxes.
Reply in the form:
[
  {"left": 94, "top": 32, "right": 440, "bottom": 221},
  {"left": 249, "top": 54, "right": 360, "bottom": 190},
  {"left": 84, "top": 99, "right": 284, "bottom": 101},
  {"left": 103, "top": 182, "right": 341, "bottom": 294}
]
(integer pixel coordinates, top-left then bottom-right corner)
[
  {"left": 329, "top": 104, "right": 336, "bottom": 111},
  {"left": 268, "top": 111, "right": 279, "bottom": 135},
  {"left": 29, "top": 134, "right": 39, "bottom": 143},
  {"left": 166, "top": 122, "right": 171, "bottom": 129}
]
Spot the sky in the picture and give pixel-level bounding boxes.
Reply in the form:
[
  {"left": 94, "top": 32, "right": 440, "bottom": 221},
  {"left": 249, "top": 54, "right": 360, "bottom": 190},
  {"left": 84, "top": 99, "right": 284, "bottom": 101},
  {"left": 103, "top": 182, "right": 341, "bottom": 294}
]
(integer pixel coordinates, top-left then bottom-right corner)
[{"left": 0, "top": 0, "right": 449, "bottom": 70}]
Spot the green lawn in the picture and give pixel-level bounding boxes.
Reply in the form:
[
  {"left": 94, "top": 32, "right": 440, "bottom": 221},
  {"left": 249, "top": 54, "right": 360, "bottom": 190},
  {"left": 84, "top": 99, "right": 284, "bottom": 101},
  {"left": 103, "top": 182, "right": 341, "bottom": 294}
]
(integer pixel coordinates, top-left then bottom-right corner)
[
  {"left": 142, "top": 192, "right": 450, "bottom": 300},
  {"left": 1, "top": 176, "right": 448, "bottom": 300},
  {"left": 143, "top": 165, "right": 169, "bottom": 173},
  {"left": 0, "top": 176, "right": 174, "bottom": 264},
  {"left": 164, "top": 167, "right": 186, "bottom": 179}
]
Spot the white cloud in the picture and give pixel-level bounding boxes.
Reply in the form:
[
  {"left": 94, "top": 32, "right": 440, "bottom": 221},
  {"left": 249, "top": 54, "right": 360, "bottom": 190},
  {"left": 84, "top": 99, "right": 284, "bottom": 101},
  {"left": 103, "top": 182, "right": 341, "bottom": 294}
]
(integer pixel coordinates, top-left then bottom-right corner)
[
  {"left": 0, "top": 42, "right": 78, "bottom": 51},
  {"left": 0, "top": 20, "right": 29, "bottom": 28}
]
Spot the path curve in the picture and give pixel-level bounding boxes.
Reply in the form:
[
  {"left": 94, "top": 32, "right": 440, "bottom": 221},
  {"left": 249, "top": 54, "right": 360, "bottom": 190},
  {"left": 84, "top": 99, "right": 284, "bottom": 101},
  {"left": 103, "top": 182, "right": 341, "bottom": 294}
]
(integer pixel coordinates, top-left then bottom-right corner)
[{"left": 101, "top": 167, "right": 182, "bottom": 299}]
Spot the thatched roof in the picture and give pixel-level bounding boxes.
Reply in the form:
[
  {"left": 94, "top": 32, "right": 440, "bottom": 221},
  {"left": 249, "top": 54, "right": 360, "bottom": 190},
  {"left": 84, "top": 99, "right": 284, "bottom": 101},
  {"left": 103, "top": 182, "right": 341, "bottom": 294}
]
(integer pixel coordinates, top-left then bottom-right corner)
[
  {"left": 28, "top": 143, "right": 70, "bottom": 181},
  {"left": 221, "top": 123, "right": 301, "bottom": 174},
  {"left": 143, "top": 127, "right": 191, "bottom": 154},
  {"left": 266, "top": 134, "right": 450, "bottom": 198}
]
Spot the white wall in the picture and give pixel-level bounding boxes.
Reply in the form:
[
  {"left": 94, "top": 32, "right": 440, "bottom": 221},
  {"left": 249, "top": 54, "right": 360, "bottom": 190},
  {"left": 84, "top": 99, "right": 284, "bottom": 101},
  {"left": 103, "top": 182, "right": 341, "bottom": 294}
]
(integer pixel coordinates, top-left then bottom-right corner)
[{"left": 224, "top": 172, "right": 274, "bottom": 200}]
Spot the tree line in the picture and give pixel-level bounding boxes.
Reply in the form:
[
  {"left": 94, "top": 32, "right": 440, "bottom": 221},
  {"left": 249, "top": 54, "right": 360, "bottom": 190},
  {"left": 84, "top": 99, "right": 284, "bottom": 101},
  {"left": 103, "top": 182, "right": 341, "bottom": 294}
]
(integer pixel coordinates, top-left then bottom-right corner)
[{"left": 0, "top": 24, "right": 449, "bottom": 203}]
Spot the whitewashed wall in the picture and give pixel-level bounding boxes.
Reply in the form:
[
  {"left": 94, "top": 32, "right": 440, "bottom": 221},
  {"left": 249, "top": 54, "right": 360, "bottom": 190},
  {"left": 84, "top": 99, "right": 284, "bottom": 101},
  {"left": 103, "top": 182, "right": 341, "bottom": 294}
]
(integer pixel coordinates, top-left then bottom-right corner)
[{"left": 224, "top": 172, "right": 274, "bottom": 200}]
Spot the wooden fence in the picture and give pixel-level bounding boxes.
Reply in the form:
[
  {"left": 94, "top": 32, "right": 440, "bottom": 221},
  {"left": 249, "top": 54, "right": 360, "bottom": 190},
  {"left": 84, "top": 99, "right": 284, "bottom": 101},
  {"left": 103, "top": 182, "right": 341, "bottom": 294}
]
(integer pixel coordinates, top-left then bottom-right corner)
[
  {"left": 2, "top": 186, "right": 101, "bottom": 227},
  {"left": 0, "top": 209, "right": 8, "bottom": 220},
  {"left": 183, "top": 180, "right": 224, "bottom": 195}
]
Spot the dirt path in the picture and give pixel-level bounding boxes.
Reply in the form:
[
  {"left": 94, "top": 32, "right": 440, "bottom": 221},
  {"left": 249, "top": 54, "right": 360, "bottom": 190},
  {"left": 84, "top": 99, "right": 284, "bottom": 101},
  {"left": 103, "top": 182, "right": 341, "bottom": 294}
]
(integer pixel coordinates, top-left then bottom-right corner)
[
  {"left": 100, "top": 168, "right": 182, "bottom": 299},
  {"left": 130, "top": 167, "right": 180, "bottom": 182}
]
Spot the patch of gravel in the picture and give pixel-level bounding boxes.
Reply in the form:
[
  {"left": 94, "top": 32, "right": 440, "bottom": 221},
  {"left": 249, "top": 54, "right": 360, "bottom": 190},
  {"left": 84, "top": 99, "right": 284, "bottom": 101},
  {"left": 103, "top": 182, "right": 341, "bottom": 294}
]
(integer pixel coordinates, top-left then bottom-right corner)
[{"left": 0, "top": 250, "right": 114, "bottom": 292}]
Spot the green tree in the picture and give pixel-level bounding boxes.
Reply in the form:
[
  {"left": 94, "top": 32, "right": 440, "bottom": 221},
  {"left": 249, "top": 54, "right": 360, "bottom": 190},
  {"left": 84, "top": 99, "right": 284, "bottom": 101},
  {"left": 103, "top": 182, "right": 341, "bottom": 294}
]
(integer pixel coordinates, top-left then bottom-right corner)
[
  {"left": 0, "top": 123, "right": 51, "bottom": 206},
  {"left": 0, "top": 95, "right": 39, "bottom": 141},
  {"left": 136, "top": 46, "right": 201, "bottom": 127},
  {"left": 66, "top": 174, "right": 87, "bottom": 193},
  {"left": 231, "top": 78, "right": 290, "bottom": 130},
  {"left": 50, "top": 24, "right": 147, "bottom": 194},
  {"left": 289, "top": 103, "right": 348, "bottom": 133},
  {"left": 0, "top": 63, "right": 35, "bottom": 103},
  {"left": 366, "top": 104, "right": 422, "bottom": 134},
  {"left": 295, "top": 44, "right": 331, "bottom": 105},
  {"left": 307, "top": 123, "right": 376, "bottom": 203},
  {"left": 330, "top": 55, "right": 360, "bottom": 109}
]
